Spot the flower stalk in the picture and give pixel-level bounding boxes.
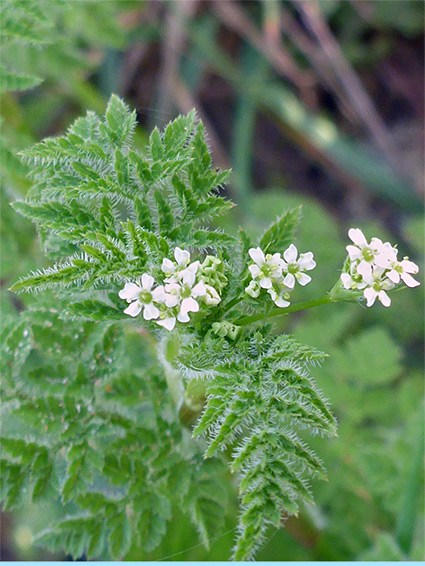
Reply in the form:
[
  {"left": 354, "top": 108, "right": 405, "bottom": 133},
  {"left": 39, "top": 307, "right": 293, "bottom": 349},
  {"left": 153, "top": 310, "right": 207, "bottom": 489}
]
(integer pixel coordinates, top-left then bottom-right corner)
[{"left": 236, "top": 294, "right": 333, "bottom": 325}]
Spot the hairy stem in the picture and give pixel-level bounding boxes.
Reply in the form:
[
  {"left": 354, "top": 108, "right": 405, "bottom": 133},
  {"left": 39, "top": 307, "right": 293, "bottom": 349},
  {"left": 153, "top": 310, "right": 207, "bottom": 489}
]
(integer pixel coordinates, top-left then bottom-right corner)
[
  {"left": 236, "top": 294, "right": 332, "bottom": 325},
  {"left": 158, "top": 333, "right": 185, "bottom": 411}
]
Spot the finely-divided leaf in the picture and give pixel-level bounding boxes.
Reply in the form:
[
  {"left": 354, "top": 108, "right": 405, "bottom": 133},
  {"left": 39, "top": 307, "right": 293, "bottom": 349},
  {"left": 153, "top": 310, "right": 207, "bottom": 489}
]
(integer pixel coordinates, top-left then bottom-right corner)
[
  {"left": 1, "top": 308, "right": 229, "bottom": 559},
  {"left": 179, "top": 329, "right": 335, "bottom": 561},
  {"left": 12, "top": 95, "right": 233, "bottom": 299},
  {"left": 259, "top": 206, "right": 302, "bottom": 253}
]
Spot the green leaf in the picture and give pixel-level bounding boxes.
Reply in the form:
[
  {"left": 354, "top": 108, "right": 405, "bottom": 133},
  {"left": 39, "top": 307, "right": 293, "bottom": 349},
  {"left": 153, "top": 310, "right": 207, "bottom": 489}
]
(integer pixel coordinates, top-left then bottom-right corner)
[
  {"left": 154, "top": 189, "right": 174, "bottom": 233},
  {"left": 0, "top": 66, "right": 42, "bottom": 93},
  {"left": 64, "top": 300, "right": 124, "bottom": 322},
  {"left": 108, "top": 512, "right": 131, "bottom": 560},
  {"left": 115, "top": 148, "right": 129, "bottom": 185},
  {"left": 149, "top": 127, "right": 164, "bottom": 161},
  {"left": 104, "top": 94, "right": 136, "bottom": 147},
  {"left": 259, "top": 206, "right": 302, "bottom": 253}
]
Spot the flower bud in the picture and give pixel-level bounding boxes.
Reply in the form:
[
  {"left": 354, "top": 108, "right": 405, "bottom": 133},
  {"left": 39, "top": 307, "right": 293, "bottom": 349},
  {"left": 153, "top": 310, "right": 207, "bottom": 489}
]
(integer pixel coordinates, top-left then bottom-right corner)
[
  {"left": 199, "top": 255, "right": 228, "bottom": 292},
  {"left": 212, "top": 321, "right": 240, "bottom": 340}
]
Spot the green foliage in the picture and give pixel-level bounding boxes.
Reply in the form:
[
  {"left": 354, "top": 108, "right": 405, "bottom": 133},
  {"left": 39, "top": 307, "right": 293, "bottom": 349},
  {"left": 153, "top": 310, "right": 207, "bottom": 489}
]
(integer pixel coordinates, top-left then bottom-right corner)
[
  {"left": 236, "top": 190, "right": 424, "bottom": 560},
  {"left": 1, "top": 308, "right": 229, "bottom": 559},
  {"left": 0, "top": 0, "right": 128, "bottom": 95},
  {"left": 0, "top": 0, "right": 54, "bottom": 93},
  {"left": 10, "top": 97, "right": 233, "bottom": 304},
  {"left": 2, "top": 0, "right": 423, "bottom": 558},
  {"left": 177, "top": 329, "right": 335, "bottom": 560},
  {"left": 3, "top": 97, "right": 339, "bottom": 560},
  {"left": 259, "top": 207, "right": 301, "bottom": 254}
]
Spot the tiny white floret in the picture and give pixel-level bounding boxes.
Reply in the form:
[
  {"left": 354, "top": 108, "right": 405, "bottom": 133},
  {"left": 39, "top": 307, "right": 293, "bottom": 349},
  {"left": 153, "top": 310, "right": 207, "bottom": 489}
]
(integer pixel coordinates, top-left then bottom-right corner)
[{"left": 119, "top": 274, "right": 160, "bottom": 320}]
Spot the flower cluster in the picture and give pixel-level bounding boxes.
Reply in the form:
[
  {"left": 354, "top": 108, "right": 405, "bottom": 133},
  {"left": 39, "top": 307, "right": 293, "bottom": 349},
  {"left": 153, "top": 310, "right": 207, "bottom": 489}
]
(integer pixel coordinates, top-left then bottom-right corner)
[
  {"left": 245, "top": 244, "right": 316, "bottom": 308},
  {"left": 119, "top": 247, "right": 223, "bottom": 331},
  {"left": 341, "top": 228, "right": 420, "bottom": 307}
]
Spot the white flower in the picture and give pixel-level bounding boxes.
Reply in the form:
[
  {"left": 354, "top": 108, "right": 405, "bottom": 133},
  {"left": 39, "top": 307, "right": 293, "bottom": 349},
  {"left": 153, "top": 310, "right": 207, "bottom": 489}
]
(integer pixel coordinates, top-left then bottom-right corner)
[
  {"left": 362, "top": 268, "right": 395, "bottom": 307},
  {"left": 340, "top": 272, "right": 367, "bottom": 291},
  {"left": 164, "top": 280, "right": 207, "bottom": 323},
  {"left": 245, "top": 280, "right": 260, "bottom": 298},
  {"left": 202, "top": 284, "right": 221, "bottom": 305},
  {"left": 386, "top": 257, "right": 420, "bottom": 288},
  {"left": 268, "top": 287, "right": 290, "bottom": 308},
  {"left": 341, "top": 228, "right": 420, "bottom": 308},
  {"left": 156, "top": 313, "right": 177, "bottom": 331},
  {"left": 177, "top": 261, "right": 200, "bottom": 286},
  {"left": 248, "top": 247, "right": 284, "bottom": 289},
  {"left": 162, "top": 246, "right": 190, "bottom": 274},
  {"left": 161, "top": 247, "right": 202, "bottom": 286},
  {"left": 346, "top": 229, "right": 396, "bottom": 277},
  {"left": 119, "top": 274, "right": 160, "bottom": 320},
  {"left": 281, "top": 244, "right": 316, "bottom": 287},
  {"left": 246, "top": 244, "right": 314, "bottom": 308}
]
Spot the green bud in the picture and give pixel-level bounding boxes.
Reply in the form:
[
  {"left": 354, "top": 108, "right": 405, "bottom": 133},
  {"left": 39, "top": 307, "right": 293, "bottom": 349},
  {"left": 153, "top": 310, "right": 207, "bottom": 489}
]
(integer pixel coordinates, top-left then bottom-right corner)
[
  {"left": 212, "top": 321, "right": 240, "bottom": 340},
  {"left": 200, "top": 255, "right": 228, "bottom": 292}
]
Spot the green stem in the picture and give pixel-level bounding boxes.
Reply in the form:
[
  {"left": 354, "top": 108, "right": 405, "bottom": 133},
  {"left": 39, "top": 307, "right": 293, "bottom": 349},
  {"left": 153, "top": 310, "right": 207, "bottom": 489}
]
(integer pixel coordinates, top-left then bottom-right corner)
[
  {"left": 158, "top": 334, "right": 184, "bottom": 411},
  {"left": 225, "top": 295, "right": 244, "bottom": 311},
  {"left": 396, "top": 420, "right": 424, "bottom": 555},
  {"left": 236, "top": 294, "right": 332, "bottom": 326}
]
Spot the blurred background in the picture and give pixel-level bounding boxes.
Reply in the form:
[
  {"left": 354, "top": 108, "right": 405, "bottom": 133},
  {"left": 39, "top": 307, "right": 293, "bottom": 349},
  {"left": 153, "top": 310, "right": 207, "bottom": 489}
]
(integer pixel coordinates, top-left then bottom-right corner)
[{"left": 1, "top": 0, "right": 424, "bottom": 561}]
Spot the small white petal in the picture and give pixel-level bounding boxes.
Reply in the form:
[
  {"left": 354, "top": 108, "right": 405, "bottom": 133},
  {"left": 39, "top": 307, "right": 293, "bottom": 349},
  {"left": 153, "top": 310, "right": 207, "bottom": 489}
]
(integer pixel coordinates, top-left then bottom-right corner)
[
  {"left": 298, "top": 252, "right": 316, "bottom": 271},
  {"left": 177, "top": 312, "right": 190, "bottom": 323},
  {"left": 119, "top": 282, "right": 141, "bottom": 300},
  {"left": 357, "top": 260, "right": 372, "bottom": 280},
  {"left": 162, "top": 258, "right": 175, "bottom": 274},
  {"left": 204, "top": 285, "right": 221, "bottom": 305},
  {"left": 382, "top": 278, "right": 395, "bottom": 290},
  {"left": 363, "top": 287, "right": 377, "bottom": 307},
  {"left": 157, "top": 317, "right": 176, "bottom": 331},
  {"left": 276, "top": 298, "right": 290, "bottom": 308},
  {"left": 370, "top": 237, "right": 384, "bottom": 251},
  {"left": 283, "top": 273, "right": 295, "bottom": 289},
  {"left": 249, "top": 264, "right": 261, "bottom": 278},
  {"left": 378, "top": 290, "right": 391, "bottom": 307},
  {"left": 267, "top": 288, "right": 289, "bottom": 308},
  {"left": 268, "top": 288, "right": 277, "bottom": 300},
  {"left": 283, "top": 244, "right": 298, "bottom": 263},
  {"left": 124, "top": 301, "right": 142, "bottom": 317},
  {"left": 165, "top": 282, "right": 180, "bottom": 293},
  {"left": 386, "top": 270, "right": 400, "bottom": 284},
  {"left": 179, "top": 267, "right": 196, "bottom": 287},
  {"left": 245, "top": 281, "right": 260, "bottom": 298},
  {"left": 348, "top": 228, "right": 368, "bottom": 248},
  {"left": 346, "top": 245, "right": 362, "bottom": 260},
  {"left": 275, "top": 296, "right": 290, "bottom": 308},
  {"left": 165, "top": 294, "right": 180, "bottom": 308},
  {"left": 192, "top": 281, "right": 207, "bottom": 297},
  {"left": 269, "top": 253, "right": 284, "bottom": 270},
  {"left": 180, "top": 297, "right": 199, "bottom": 316},
  {"left": 400, "top": 259, "right": 419, "bottom": 274},
  {"left": 259, "top": 277, "right": 272, "bottom": 289},
  {"left": 401, "top": 272, "right": 420, "bottom": 288},
  {"left": 374, "top": 253, "right": 393, "bottom": 269},
  {"left": 143, "top": 303, "right": 160, "bottom": 320},
  {"left": 152, "top": 285, "right": 167, "bottom": 303},
  {"left": 249, "top": 247, "right": 265, "bottom": 266},
  {"left": 174, "top": 247, "right": 190, "bottom": 266},
  {"left": 296, "top": 272, "right": 311, "bottom": 286},
  {"left": 141, "top": 273, "right": 155, "bottom": 291},
  {"left": 340, "top": 273, "right": 352, "bottom": 289},
  {"left": 188, "top": 260, "right": 200, "bottom": 272}
]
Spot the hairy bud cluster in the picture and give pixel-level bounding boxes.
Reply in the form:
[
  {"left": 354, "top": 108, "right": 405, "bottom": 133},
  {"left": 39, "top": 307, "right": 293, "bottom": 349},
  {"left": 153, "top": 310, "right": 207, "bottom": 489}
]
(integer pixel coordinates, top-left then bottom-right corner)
[
  {"left": 341, "top": 228, "right": 420, "bottom": 307},
  {"left": 245, "top": 244, "right": 316, "bottom": 308},
  {"left": 119, "top": 247, "right": 224, "bottom": 331}
]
